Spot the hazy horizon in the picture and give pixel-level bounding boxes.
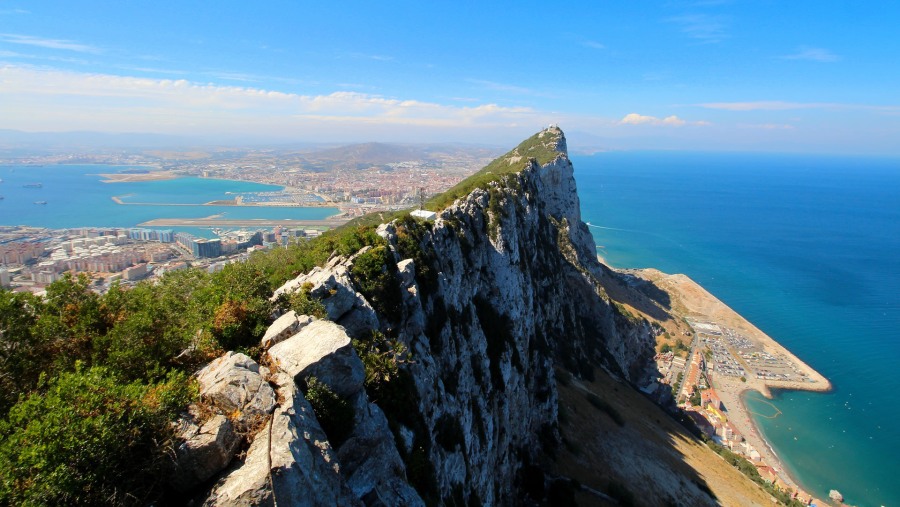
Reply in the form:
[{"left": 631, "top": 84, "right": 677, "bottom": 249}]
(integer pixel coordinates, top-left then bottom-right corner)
[{"left": 2, "top": 2, "right": 900, "bottom": 156}]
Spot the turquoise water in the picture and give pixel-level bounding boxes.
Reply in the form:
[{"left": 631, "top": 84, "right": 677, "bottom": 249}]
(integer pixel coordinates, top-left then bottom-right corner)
[
  {"left": 0, "top": 165, "right": 339, "bottom": 236},
  {"left": 574, "top": 152, "right": 900, "bottom": 507}
]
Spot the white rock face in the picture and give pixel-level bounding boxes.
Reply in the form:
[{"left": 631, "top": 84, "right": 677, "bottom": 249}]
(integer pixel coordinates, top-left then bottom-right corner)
[
  {"left": 338, "top": 392, "right": 425, "bottom": 506},
  {"left": 267, "top": 320, "right": 365, "bottom": 398},
  {"left": 359, "top": 126, "right": 655, "bottom": 503},
  {"left": 196, "top": 352, "right": 276, "bottom": 430},
  {"left": 172, "top": 413, "right": 241, "bottom": 492},
  {"left": 203, "top": 372, "right": 358, "bottom": 507},
  {"left": 193, "top": 127, "right": 653, "bottom": 505},
  {"left": 260, "top": 310, "right": 312, "bottom": 349}
]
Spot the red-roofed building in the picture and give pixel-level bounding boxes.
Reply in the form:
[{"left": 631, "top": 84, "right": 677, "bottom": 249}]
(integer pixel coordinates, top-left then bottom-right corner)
[
  {"left": 701, "top": 387, "right": 722, "bottom": 410},
  {"left": 756, "top": 465, "right": 778, "bottom": 484}
]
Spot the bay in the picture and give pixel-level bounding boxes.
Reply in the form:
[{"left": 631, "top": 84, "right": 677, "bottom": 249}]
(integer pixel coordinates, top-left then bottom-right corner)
[
  {"left": 0, "top": 164, "right": 339, "bottom": 237},
  {"left": 574, "top": 151, "right": 900, "bottom": 507}
]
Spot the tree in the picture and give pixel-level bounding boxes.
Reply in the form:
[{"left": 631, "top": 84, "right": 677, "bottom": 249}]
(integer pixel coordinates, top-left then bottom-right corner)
[
  {"left": 0, "top": 365, "right": 193, "bottom": 506},
  {"left": 0, "top": 290, "right": 44, "bottom": 412},
  {"left": 33, "top": 273, "right": 109, "bottom": 372}
]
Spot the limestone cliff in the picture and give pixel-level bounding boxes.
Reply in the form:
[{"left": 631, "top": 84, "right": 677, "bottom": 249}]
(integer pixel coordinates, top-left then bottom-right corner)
[
  {"left": 366, "top": 126, "right": 656, "bottom": 503},
  {"left": 184, "top": 127, "right": 656, "bottom": 505}
]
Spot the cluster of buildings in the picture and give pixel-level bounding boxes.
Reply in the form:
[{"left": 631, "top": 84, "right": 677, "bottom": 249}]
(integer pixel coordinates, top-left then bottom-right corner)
[
  {"left": 0, "top": 241, "right": 45, "bottom": 265},
  {"left": 642, "top": 320, "right": 829, "bottom": 506},
  {"left": 0, "top": 224, "right": 326, "bottom": 293},
  {"left": 683, "top": 386, "right": 818, "bottom": 505}
]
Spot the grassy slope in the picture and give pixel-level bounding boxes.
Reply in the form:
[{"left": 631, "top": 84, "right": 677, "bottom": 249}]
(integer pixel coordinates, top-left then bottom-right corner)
[
  {"left": 425, "top": 127, "right": 563, "bottom": 211},
  {"left": 554, "top": 368, "right": 775, "bottom": 507}
]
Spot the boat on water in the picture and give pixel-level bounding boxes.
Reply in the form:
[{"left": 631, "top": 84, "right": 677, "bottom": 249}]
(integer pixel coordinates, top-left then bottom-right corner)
[
  {"left": 23, "top": 183, "right": 43, "bottom": 188},
  {"left": 34, "top": 201, "right": 47, "bottom": 205}
]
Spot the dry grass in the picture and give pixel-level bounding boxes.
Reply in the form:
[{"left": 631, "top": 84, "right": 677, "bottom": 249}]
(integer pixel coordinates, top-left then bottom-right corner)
[{"left": 552, "top": 368, "right": 776, "bottom": 507}]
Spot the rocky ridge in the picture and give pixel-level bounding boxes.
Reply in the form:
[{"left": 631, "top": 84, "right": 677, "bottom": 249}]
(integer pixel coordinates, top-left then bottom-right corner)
[{"left": 176, "top": 127, "right": 656, "bottom": 505}]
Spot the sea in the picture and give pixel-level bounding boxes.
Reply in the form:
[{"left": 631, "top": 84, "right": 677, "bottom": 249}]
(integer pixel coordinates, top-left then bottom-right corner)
[
  {"left": 0, "top": 164, "right": 339, "bottom": 237},
  {"left": 2, "top": 157, "right": 898, "bottom": 504},
  {"left": 574, "top": 151, "right": 900, "bottom": 507}
]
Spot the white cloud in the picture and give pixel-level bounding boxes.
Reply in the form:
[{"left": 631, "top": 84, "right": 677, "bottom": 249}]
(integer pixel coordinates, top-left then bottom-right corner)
[
  {"left": 619, "top": 113, "right": 708, "bottom": 127},
  {"left": 0, "top": 33, "right": 100, "bottom": 53},
  {"left": 781, "top": 46, "right": 840, "bottom": 63},
  {"left": 0, "top": 65, "right": 553, "bottom": 137}
]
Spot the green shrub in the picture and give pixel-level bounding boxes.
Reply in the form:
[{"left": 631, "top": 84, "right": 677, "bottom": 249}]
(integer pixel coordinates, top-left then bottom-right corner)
[
  {"left": 0, "top": 365, "right": 193, "bottom": 506},
  {"left": 287, "top": 282, "right": 327, "bottom": 319},
  {"left": 352, "top": 331, "right": 411, "bottom": 404},
  {"left": 350, "top": 245, "right": 402, "bottom": 323},
  {"left": 303, "top": 377, "right": 355, "bottom": 448},
  {"left": 394, "top": 215, "right": 438, "bottom": 295}
]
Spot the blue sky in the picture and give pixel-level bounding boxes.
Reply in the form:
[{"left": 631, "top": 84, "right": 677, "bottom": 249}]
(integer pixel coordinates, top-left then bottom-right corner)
[{"left": 2, "top": 1, "right": 899, "bottom": 154}]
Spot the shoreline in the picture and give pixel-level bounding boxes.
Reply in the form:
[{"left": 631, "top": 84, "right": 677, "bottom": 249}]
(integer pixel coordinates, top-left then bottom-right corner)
[
  {"left": 601, "top": 256, "right": 832, "bottom": 501},
  {"left": 646, "top": 267, "right": 829, "bottom": 497}
]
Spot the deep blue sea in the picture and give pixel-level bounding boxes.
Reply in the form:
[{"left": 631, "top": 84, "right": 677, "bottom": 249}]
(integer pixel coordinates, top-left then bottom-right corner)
[
  {"left": 574, "top": 152, "right": 900, "bottom": 507},
  {"left": 0, "top": 164, "right": 339, "bottom": 237}
]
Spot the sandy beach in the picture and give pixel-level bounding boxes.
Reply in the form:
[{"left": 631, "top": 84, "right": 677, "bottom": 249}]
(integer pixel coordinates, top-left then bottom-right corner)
[
  {"left": 637, "top": 268, "right": 832, "bottom": 397},
  {"left": 615, "top": 265, "right": 832, "bottom": 498}
]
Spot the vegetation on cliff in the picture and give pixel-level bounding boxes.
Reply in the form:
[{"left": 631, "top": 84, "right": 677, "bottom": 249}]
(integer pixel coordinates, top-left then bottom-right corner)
[
  {"left": 0, "top": 220, "right": 411, "bottom": 503},
  {"left": 425, "top": 127, "right": 563, "bottom": 212}
]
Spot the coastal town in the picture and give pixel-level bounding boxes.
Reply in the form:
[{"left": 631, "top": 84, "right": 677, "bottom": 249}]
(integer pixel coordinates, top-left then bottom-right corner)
[
  {"left": 0, "top": 144, "right": 496, "bottom": 292},
  {"left": 3, "top": 143, "right": 498, "bottom": 223},
  {"left": 0, "top": 224, "right": 326, "bottom": 293},
  {"left": 629, "top": 269, "right": 844, "bottom": 507},
  {"left": 1, "top": 148, "right": 852, "bottom": 506}
]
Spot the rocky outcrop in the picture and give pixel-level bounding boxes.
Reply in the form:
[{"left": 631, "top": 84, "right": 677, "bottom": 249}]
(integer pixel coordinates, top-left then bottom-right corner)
[
  {"left": 260, "top": 310, "right": 313, "bottom": 349},
  {"left": 185, "top": 127, "right": 653, "bottom": 505},
  {"left": 338, "top": 392, "right": 424, "bottom": 506},
  {"left": 272, "top": 252, "right": 379, "bottom": 339},
  {"left": 196, "top": 352, "right": 276, "bottom": 431},
  {"left": 188, "top": 319, "right": 422, "bottom": 506},
  {"left": 173, "top": 353, "right": 274, "bottom": 492},
  {"left": 203, "top": 372, "right": 358, "bottom": 507},
  {"left": 267, "top": 320, "right": 365, "bottom": 398},
  {"left": 172, "top": 413, "right": 241, "bottom": 492}
]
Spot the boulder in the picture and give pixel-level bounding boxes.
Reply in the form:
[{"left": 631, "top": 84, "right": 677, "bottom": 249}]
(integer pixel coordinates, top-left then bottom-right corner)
[
  {"left": 203, "top": 372, "right": 358, "bottom": 507},
  {"left": 171, "top": 413, "right": 241, "bottom": 492},
  {"left": 267, "top": 320, "right": 365, "bottom": 398},
  {"left": 272, "top": 256, "right": 358, "bottom": 322},
  {"left": 196, "top": 352, "right": 276, "bottom": 430},
  {"left": 261, "top": 311, "right": 313, "bottom": 349}
]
